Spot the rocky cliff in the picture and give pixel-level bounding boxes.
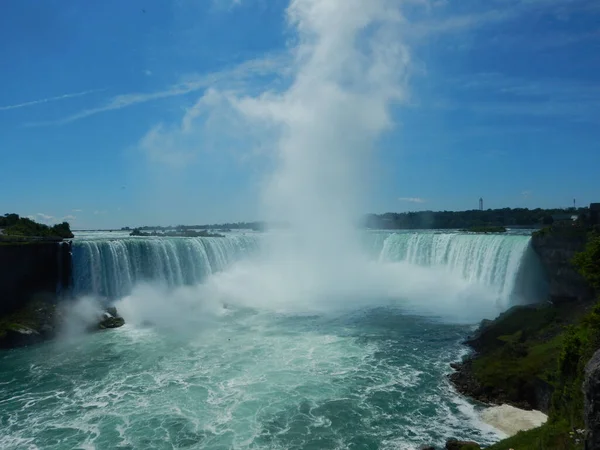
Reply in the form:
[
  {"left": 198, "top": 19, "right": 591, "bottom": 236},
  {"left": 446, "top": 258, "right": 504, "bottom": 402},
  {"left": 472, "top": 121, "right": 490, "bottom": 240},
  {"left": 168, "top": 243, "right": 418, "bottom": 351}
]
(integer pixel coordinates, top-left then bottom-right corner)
[
  {"left": 0, "top": 241, "right": 71, "bottom": 315},
  {"left": 585, "top": 350, "right": 600, "bottom": 450},
  {"left": 531, "top": 231, "right": 595, "bottom": 304}
]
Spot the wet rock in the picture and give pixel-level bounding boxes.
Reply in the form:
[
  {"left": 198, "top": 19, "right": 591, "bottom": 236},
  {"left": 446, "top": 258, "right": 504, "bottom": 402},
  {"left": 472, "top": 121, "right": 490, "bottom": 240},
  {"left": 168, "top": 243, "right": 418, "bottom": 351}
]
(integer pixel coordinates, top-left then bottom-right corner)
[
  {"left": 1, "top": 327, "right": 42, "bottom": 348},
  {"left": 445, "top": 438, "right": 481, "bottom": 450},
  {"left": 584, "top": 349, "right": 600, "bottom": 450},
  {"left": 448, "top": 360, "right": 488, "bottom": 404},
  {"left": 0, "top": 301, "right": 61, "bottom": 349},
  {"left": 98, "top": 316, "right": 125, "bottom": 329},
  {"left": 97, "top": 307, "right": 125, "bottom": 330},
  {"left": 531, "top": 232, "right": 594, "bottom": 304}
]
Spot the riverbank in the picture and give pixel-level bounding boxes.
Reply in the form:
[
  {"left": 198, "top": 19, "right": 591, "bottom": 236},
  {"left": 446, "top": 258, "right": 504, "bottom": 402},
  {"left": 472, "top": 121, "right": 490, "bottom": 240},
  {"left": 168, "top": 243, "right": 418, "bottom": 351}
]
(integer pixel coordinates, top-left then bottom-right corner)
[
  {"left": 445, "top": 228, "right": 600, "bottom": 449},
  {"left": 0, "top": 300, "right": 125, "bottom": 349},
  {"left": 446, "top": 300, "right": 598, "bottom": 449}
]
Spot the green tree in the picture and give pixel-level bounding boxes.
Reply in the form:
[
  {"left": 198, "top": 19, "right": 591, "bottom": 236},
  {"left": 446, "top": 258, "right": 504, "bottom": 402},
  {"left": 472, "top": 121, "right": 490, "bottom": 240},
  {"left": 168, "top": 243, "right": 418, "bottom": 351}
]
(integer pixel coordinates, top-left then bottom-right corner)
[{"left": 573, "top": 234, "right": 600, "bottom": 290}]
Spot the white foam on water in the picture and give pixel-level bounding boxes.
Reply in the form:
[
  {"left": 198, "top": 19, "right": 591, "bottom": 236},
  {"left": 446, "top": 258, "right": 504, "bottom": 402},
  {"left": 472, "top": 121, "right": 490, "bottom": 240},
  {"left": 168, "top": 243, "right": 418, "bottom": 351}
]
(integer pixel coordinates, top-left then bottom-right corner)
[
  {"left": 481, "top": 404, "right": 548, "bottom": 437},
  {"left": 0, "top": 307, "right": 506, "bottom": 449}
]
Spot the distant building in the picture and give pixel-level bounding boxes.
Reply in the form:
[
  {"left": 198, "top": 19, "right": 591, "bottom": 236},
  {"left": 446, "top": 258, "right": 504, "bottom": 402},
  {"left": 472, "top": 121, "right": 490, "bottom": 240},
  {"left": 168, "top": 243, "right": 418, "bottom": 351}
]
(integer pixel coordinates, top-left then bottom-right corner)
[{"left": 590, "top": 203, "right": 600, "bottom": 225}]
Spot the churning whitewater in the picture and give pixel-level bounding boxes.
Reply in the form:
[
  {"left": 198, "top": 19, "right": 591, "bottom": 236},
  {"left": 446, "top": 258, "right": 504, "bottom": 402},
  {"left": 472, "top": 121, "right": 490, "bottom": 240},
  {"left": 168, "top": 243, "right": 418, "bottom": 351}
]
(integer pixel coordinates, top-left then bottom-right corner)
[
  {"left": 0, "top": 0, "right": 546, "bottom": 448},
  {"left": 0, "top": 231, "right": 540, "bottom": 449},
  {"left": 72, "top": 231, "right": 539, "bottom": 313}
]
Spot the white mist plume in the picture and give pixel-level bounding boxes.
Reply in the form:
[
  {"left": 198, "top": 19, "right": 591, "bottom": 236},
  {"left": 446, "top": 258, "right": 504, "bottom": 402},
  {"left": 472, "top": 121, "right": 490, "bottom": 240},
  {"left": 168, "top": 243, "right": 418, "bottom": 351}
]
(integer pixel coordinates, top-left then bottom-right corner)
[
  {"left": 237, "top": 0, "right": 408, "bottom": 237},
  {"left": 116, "top": 0, "right": 508, "bottom": 326},
  {"left": 220, "top": 0, "right": 411, "bottom": 301},
  {"left": 59, "top": 296, "right": 104, "bottom": 339}
]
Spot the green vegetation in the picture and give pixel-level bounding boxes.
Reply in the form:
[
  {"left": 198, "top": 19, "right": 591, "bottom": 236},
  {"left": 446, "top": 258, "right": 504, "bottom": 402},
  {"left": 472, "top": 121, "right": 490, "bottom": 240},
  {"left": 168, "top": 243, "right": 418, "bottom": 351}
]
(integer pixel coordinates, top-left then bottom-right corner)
[
  {"left": 0, "top": 300, "right": 57, "bottom": 340},
  {"left": 0, "top": 213, "right": 73, "bottom": 239},
  {"left": 468, "top": 304, "right": 584, "bottom": 409},
  {"left": 478, "top": 301, "right": 600, "bottom": 450},
  {"left": 124, "top": 221, "right": 267, "bottom": 232},
  {"left": 456, "top": 234, "right": 600, "bottom": 449},
  {"left": 533, "top": 225, "right": 595, "bottom": 239},
  {"left": 364, "top": 207, "right": 586, "bottom": 230},
  {"left": 486, "top": 422, "right": 581, "bottom": 450},
  {"left": 573, "top": 233, "right": 600, "bottom": 290}
]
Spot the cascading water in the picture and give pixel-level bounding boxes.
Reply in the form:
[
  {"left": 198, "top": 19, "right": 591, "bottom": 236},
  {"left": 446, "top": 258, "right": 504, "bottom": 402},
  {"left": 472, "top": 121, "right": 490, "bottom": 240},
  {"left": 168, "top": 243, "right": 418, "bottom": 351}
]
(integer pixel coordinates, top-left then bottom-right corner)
[
  {"left": 70, "top": 230, "right": 543, "bottom": 311},
  {"left": 372, "top": 231, "right": 542, "bottom": 306},
  {"left": 71, "top": 234, "right": 260, "bottom": 299}
]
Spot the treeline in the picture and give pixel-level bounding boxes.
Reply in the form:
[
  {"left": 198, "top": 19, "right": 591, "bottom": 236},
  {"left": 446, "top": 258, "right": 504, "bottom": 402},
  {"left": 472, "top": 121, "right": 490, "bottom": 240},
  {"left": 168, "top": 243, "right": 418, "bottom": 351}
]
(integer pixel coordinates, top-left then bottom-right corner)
[
  {"left": 129, "top": 228, "right": 224, "bottom": 238},
  {"left": 122, "top": 222, "right": 268, "bottom": 232},
  {"left": 0, "top": 213, "right": 73, "bottom": 239},
  {"left": 364, "top": 207, "right": 587, "bottom": 230}
]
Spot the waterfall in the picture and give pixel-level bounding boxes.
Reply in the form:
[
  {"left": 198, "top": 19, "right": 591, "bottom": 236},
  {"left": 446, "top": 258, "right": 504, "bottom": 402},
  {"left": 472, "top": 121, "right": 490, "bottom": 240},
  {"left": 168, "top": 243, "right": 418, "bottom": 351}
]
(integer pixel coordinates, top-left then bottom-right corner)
[
  {"left": 71, "top": 231, "right": 545, "bottom": 307},
  {"left": 72, "top": 235, "right": 260, "bottom": 299},
  {"left": 373, "top": 231, "right": 544, "bottom": 304}
]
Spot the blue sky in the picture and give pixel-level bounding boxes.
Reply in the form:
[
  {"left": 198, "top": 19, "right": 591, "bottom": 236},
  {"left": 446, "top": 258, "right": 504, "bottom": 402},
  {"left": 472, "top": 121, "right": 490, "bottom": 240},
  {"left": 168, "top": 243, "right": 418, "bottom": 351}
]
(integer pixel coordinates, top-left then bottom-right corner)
[{"left": 0, "top": 0, "right": 599, "bottom": 229}]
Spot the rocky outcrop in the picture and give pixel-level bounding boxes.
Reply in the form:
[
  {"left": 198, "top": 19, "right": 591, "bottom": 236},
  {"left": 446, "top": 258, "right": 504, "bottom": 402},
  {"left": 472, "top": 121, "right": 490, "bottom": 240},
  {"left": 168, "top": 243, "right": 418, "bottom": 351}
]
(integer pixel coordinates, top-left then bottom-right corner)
[
  {"left": 531, "top": 231, "right": 595, "bottom": 304},
  {"left": 0, "top": 241, "right": 72, "bottom": 315},
  {"left": 445, "top": 439, "right": 480, "bottom": 450},
  {"left": 0, "top": 301, "right": 64, "bottom": 348},
  {"left": 97, "top": 307, "right": 125, "bottom": 329},
  {"left": 584, "top": 349, "right": 600, "bottom": 450},
  {"left": 449, "top": 359, "right": 547, "bottom": 411},
  {"left": 0, "top": 302, "right": 124, "bottom": 349},
  {"left": 447, "top": 302, "right": 589, "bottom": 414}
]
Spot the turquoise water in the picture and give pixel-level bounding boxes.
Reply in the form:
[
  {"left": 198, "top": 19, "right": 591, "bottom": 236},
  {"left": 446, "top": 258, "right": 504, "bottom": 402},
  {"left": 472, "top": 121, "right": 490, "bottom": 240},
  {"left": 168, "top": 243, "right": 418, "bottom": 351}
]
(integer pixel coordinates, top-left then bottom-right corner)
[
  {"left": 0, "top": 306, "right": 501, "bottom": 449},
  {"left": 0, "top": 231, "right": 541, "bottom": 449}
]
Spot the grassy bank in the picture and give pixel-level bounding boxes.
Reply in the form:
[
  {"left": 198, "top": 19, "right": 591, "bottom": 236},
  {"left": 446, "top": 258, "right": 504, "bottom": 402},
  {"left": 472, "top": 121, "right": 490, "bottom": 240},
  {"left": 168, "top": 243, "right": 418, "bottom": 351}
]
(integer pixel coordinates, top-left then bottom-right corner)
[{"left": 449, "top": 232, "right": 600, "bottom": 449}]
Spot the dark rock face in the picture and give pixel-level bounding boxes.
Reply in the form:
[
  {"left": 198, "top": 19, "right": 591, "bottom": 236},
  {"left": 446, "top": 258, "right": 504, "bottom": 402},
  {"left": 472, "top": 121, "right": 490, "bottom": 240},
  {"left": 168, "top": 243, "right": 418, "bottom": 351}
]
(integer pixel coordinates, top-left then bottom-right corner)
[
  {"left": 584, "top": 349, "right": 600, "bottom": 450},
  {"left": 445, "top": 438, "right": 480, "bottom": 450},
  {"left": 448, "top": 360, "right": 539, "bottom": 411},
  {"left": 0, "top": 242, "right": 72, "bottom": 316},
  {"left": 0, "top": 302, "right": 64, "bottom": 349},
  {"left": 531, "top": 233, "right": 595, "bottom": 304},
  {"left": 98, "top": 309, "right": 125, "bottom": 329},
  {"left": 448, "top": 360, "right": 487, "bottom": 403},
  {"left": 464, "top": 305, "right": 536, "bottom": 353},
  {"left": 0, "top": 303, "right": 125, "bottom": 349}
]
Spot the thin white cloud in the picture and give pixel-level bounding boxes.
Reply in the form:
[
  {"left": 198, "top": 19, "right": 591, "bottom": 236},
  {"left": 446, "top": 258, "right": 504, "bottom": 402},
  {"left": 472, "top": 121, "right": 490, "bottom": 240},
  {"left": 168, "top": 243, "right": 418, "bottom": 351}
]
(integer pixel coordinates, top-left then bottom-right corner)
[
  {"left": 0, "top": 89, "right": 101, "bottom": 111},
  {"left": 407, "top": 0, "right": 598, "bottom": 38},
  {"left": 144, "top": 70, "right": 153, "bottom": 76},
  {"left": 93, "top": 210, "right": 107, "bottom": 215},
  {"left": 72, "top": 209, "right": 83, "bottom": 212},
  {"left": 37, "top": 213, "right": 54, "bottom": 221},
  {"left": 138, "top": 88, "right": 251, "bottom": 166},
  {"left": 399, "top": 197, "right": 426, "bottom": 203},
  {"left": 27, "top": 56, "right": 286, "bottom": 127},
  {"left": 62, "top": 215, "right": 77, "bottom": 221}
]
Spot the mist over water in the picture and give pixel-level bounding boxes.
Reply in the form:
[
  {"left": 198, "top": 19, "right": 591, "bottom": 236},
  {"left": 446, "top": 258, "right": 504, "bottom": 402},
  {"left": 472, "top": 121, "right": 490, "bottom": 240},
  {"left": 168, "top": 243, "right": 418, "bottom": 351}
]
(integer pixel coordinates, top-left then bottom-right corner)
[
  {"left": 0, "top": 2, "right": 544, "bottom": 449},
  {"left": 73, "top": 0, "right": 534, "bottom": 323},
  {"left": 152, "top": 0, "right": 414, "bottom": 318}
]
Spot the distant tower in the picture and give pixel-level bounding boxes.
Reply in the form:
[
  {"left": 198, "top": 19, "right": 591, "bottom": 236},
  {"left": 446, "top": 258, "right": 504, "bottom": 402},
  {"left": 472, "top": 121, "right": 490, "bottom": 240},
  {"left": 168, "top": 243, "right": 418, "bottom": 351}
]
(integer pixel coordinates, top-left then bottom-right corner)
[
  {"left": 574, "top": 198, "right": 577, "bottom": 209},
  {"left": 479, "top": 197, "right": 483, "bottom": 211}
]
